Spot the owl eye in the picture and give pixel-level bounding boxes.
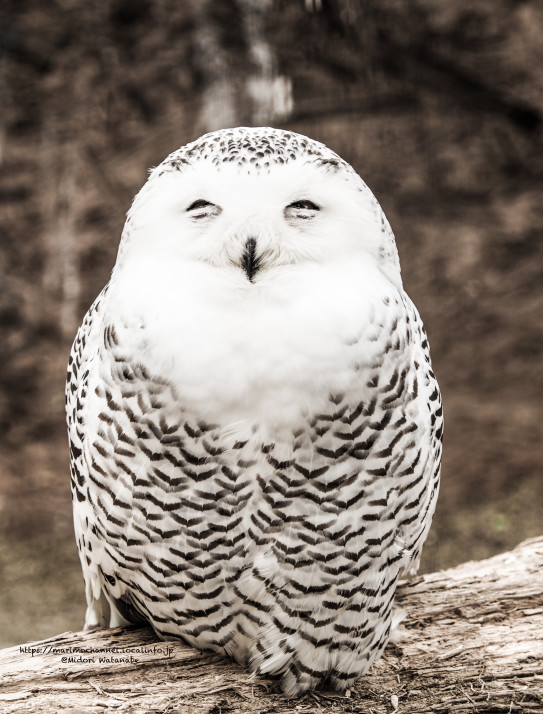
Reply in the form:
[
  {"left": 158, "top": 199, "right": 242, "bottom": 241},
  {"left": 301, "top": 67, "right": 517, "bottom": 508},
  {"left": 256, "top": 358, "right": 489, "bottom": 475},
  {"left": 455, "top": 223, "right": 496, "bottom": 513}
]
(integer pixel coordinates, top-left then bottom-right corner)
[
  {"left": 187, "top": 199, "right": 221, "bottom": 220},
  {"left": 284, "top": 199, "right": 320, "bottom": 221},
  {"left": 288, "top": 200, "right": 320, "bottom": 211}
]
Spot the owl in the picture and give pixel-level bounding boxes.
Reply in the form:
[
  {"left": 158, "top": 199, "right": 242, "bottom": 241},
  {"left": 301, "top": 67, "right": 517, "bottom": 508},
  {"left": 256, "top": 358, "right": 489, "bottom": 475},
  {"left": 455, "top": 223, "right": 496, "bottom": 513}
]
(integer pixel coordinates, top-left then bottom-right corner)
[{"left": 66, "top": 127, "right": 442, "bottom": 695}]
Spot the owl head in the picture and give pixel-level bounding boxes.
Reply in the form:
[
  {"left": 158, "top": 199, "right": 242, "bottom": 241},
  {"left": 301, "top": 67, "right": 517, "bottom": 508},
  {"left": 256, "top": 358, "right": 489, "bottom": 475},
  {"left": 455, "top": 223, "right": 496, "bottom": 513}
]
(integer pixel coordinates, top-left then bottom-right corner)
[{"left": 114, "top": 127, "right": 402, "bottom": 289}]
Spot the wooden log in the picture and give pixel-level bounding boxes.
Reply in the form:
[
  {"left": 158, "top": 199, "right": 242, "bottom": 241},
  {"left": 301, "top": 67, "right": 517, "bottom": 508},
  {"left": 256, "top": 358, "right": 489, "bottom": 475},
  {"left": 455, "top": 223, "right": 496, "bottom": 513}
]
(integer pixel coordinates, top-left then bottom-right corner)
[{"left": 0, "top": 536, "right": 542, "bottom": 713}]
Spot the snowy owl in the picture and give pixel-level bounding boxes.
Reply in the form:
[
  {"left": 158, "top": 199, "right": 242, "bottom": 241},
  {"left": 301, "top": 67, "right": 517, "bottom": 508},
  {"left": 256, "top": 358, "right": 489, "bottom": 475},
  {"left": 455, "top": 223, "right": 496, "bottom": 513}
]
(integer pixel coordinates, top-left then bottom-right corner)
[{"left": 66, "top": 126, "right": 442, "bottom": 695}]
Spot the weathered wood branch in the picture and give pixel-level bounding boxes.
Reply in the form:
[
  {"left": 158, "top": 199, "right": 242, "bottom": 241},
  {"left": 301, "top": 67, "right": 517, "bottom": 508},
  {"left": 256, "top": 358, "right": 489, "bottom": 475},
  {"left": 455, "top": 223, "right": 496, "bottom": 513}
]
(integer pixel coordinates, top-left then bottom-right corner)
[{"left": 1, "top": 537, "right": 542, "bottom": 713}]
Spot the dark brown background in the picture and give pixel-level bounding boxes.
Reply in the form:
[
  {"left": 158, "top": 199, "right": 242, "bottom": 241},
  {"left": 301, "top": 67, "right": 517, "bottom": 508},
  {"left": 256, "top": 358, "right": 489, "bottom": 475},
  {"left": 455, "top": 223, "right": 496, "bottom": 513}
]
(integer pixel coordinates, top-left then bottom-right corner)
[{"left": 1, "top": 0, "right": 542, "bottom": 648}]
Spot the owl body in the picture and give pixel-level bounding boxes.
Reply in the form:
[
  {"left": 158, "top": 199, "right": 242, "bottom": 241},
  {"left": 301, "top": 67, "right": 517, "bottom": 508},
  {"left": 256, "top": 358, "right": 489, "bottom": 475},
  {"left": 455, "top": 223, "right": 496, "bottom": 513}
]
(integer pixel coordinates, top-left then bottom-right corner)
[{"left": 67, "top": 127, "right": 442, "bottom": 694}]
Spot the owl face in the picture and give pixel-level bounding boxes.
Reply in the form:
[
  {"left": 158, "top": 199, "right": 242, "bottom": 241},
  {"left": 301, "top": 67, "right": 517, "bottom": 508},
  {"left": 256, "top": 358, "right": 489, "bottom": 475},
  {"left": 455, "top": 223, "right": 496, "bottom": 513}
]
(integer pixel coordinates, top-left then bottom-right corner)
[{"left": 117, "top": 128, "right": 401, "bottom": 289}]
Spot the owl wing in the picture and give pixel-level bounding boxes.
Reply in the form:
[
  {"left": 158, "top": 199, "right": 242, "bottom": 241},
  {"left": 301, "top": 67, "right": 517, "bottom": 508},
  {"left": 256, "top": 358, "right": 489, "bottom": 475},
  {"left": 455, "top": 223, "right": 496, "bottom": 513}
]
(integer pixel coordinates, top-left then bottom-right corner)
[
  {"left": 396, "top": 294, "right": 442, "bottom": 575},
  {"left": 66, "top": 286, "right": 132, "bottom": 628}
]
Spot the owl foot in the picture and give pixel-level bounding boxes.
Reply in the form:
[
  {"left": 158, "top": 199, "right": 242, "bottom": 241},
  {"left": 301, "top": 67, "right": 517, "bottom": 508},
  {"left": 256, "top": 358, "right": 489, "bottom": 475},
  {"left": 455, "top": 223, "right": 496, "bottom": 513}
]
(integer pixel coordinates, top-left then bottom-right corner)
[{"left": 389, "top": 606, "right": 407, "bottom": 643}]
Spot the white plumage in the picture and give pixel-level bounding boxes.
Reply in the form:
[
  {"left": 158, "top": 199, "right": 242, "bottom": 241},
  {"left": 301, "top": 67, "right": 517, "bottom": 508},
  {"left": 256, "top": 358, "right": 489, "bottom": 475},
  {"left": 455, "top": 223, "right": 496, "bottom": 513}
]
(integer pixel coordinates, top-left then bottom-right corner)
[{"left": 66, "top": 127, "right": 442, "bottom": 694}]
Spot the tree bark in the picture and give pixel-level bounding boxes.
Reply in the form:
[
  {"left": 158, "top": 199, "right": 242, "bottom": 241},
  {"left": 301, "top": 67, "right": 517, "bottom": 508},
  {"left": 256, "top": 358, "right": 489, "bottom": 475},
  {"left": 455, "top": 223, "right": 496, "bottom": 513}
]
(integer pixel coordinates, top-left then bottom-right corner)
[{"left": 1, "top": 536, "right": 542, "bottom": 713}]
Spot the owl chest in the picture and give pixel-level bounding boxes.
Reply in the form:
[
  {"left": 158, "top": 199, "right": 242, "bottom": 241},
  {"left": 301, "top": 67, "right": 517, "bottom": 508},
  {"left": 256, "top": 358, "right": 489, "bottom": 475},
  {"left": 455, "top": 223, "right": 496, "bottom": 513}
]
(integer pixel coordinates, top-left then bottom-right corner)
[
  {"left": 117, "top": 308, "right": 392, "bottom": 431},
  {"left": 106, "top": 264, "right": 405, "bottom": 428}
]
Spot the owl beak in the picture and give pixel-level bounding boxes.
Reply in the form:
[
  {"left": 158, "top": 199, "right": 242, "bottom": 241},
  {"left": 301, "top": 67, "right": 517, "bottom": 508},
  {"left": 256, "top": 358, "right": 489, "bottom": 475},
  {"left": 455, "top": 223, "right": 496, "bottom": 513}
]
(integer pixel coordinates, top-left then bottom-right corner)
[{"left": 240, "top": 237, "right": 261, "bottom": 282}]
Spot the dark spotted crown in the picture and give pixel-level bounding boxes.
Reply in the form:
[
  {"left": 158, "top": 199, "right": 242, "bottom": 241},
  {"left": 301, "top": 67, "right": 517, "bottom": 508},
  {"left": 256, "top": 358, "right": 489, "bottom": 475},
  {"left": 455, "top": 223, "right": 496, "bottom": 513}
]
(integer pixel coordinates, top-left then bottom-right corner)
[{"left": 157, "top": 126, "right": 354, "bottom": 175}]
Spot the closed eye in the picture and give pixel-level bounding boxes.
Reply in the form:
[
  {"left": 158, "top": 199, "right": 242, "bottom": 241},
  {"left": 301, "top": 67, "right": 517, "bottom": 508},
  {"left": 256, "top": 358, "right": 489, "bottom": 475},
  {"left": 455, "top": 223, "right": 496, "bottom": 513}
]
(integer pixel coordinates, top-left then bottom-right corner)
[
  {"left": 284, "top": 199, "right": 320, "bottom": 221},
  {"left": 288, "top": 200, "right": 320, "bottom": 211},
  {"left": 187, "top": 199, "right": 221, "bottom": 219}
]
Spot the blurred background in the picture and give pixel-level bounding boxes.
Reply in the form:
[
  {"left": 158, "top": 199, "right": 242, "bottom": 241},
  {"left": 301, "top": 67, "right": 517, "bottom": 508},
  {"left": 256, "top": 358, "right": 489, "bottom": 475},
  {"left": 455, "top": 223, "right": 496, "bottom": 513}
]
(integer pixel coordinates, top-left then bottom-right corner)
[{"left": 1, "top": 0, "right": 542, "bottom": 649}]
